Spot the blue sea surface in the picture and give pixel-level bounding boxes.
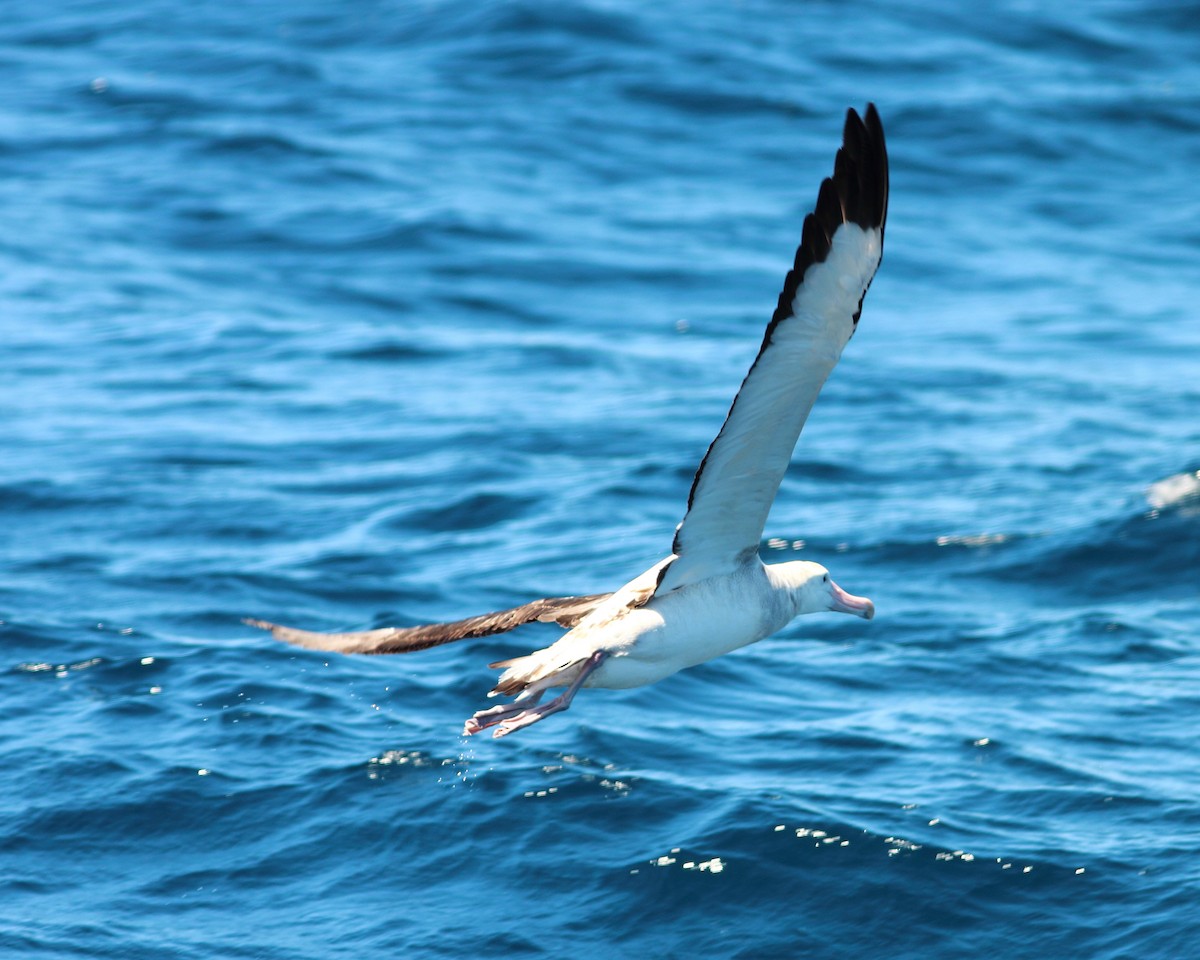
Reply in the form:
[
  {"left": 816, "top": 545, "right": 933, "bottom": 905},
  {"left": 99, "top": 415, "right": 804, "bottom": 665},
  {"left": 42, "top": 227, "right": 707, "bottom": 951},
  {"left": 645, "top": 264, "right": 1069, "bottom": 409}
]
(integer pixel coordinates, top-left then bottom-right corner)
[{"left": 3, "top": 1, "right": 1199, "bottom": 957}]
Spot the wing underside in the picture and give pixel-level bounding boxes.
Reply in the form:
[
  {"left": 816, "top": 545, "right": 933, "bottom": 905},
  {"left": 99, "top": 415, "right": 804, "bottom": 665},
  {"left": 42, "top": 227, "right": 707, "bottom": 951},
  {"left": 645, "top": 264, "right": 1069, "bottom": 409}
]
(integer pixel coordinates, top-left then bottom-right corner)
[{"left": 656, "top": 104, "right": 889, "bottom": 595}]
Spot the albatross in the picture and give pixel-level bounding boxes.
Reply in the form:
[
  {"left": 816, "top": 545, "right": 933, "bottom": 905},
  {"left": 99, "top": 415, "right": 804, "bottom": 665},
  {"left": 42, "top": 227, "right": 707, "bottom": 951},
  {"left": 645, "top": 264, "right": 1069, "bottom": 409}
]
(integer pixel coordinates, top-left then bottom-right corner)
[{"left": 248, "top": 103, "right": 889, "bottom": 738}]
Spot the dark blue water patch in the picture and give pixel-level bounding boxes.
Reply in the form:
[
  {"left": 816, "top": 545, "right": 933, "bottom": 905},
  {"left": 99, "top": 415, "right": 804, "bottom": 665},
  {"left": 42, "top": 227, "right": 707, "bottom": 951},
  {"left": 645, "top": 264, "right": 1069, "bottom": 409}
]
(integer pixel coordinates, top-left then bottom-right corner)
[
  {"left": 329, "top": 337, "right": 447, "bottom": 363},
  {"left": 620, "top": 81, "right": 810, "bottom": 121},
  {"left": 0, "top": 924, "right": 179, "bottom": 960},
  {"left": 414, "top": 4, "right": 648, "bottom": 81},
  {"left": 124, "top": 448, "right": 263, "bottom": 470},
  {"left": 85, "top": 79, "right": 220, "bottom": 125},
  {"left": 498, "top": 340, "right": 617, "bottom": 374},
  {"left": 0, "top": 480, "right": 124, "bottom": 513},
  {"left": 393, "top": 491, "right": 541, "bottom": 534},
  {"left": 195, "top": 131, "right": 332, "bottom": 161},
  {"left": 446, "top": 1, "right": 647, "bottom": 47},
  {"left": 1064, "top": 612, "right": 1191, "bottom": 664},
  {"left": 277, "top": 549, "right": 408, "bottom": 583},
  {"left": 985, "top": 504, "right": 1200, "bottom": 601},
  {"left": 165, "top": 211, "right": 428, "bottom": 256},
  {"left": 9, "top": 551, "right": 110, "bottom": 576}
]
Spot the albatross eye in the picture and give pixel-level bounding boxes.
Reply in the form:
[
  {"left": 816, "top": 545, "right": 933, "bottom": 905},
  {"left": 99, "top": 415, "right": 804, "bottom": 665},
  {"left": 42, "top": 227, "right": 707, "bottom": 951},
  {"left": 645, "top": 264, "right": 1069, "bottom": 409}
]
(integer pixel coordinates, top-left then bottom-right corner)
[{"left": 823, "top": 574, "right": 829, "bottom": 583}]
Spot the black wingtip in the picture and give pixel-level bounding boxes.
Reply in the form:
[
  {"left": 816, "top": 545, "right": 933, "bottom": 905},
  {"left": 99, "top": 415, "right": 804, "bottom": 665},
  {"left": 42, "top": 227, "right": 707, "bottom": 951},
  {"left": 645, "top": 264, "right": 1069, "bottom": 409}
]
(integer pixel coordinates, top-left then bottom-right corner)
[
  {"left": 861, "top": 103, "right": 889, "bottom": 237},
  {"left": 770, "top": 103, "right": 889, "bottom": 325},
  {"left": 838, "top": 104, "right": 888, "bottom": 234}
]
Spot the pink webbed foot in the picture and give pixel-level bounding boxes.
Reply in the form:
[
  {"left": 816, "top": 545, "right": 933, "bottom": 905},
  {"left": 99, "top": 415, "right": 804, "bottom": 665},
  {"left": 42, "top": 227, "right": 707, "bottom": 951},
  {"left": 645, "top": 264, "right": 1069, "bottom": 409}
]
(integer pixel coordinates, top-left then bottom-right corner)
[
  {"left": 491, "top": 699, "right": 570, "bottom": 738},
  {"left": 465, "top": 651, "right": 606, "bottom": 739},
  {"left": 462, "top": 691, "right": 545, "bottom": 736}
]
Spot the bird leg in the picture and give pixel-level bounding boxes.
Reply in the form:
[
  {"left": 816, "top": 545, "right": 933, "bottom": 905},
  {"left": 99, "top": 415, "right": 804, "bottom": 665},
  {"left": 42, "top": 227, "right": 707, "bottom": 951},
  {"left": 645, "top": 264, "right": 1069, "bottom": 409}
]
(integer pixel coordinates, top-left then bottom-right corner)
[
  {"left": 492, "top": 651, "right": 606, "bottom": 739},
  {"left": 464, "top": 651, "right": 607, "bottom": 739}
]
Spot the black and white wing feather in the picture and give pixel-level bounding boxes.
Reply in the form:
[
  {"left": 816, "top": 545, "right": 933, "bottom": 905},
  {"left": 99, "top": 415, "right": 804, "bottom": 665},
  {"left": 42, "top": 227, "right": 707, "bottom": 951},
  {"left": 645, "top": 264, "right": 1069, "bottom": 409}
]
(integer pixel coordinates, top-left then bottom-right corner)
[{"left": 657, "top": 104, "right": 888, "bottom": 594}]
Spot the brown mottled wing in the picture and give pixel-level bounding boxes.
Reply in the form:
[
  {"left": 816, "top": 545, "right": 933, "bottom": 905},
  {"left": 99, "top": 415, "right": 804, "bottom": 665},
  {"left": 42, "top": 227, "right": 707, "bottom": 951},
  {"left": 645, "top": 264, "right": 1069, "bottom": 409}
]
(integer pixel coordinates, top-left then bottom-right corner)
[{"left": 245, "top": 593, "right": 611, "bottom": 656}]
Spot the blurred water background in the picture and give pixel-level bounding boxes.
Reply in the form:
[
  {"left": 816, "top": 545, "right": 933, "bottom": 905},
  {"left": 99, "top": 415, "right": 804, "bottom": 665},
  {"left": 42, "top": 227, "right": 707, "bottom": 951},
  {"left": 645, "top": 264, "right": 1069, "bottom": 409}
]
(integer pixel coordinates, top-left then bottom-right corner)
[{"left": 2, "top": 1, "right": 1199, "bottom": 957}]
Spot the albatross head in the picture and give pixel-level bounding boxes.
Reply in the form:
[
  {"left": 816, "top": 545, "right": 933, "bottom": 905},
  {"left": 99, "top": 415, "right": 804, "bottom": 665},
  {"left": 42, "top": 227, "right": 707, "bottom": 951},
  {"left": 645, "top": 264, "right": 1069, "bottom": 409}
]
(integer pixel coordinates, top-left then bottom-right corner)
[{"left": 774, "top": 561, "right": 875, "bottom": 621}]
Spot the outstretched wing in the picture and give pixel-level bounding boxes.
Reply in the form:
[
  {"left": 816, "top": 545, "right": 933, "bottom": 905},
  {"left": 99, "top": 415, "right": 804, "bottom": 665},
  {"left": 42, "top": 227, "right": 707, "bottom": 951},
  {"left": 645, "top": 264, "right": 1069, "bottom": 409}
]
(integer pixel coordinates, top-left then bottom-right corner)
[
  {"left": 657, "top": 104, "right": 888, "bottom": 595},
  {"left": 245, "top": 593, "right": 611, "bottom": 655}
]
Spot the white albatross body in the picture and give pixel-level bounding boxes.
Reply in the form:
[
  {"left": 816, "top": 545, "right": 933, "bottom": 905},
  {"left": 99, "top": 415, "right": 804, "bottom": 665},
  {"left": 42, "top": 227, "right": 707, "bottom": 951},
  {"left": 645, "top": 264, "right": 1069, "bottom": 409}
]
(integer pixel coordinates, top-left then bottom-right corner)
[
  {"left": 247, "top": 104, "right": 889, "bottom": 738},
  {"left": 508, "top": 559, "right": 863, "bottom": 693}
]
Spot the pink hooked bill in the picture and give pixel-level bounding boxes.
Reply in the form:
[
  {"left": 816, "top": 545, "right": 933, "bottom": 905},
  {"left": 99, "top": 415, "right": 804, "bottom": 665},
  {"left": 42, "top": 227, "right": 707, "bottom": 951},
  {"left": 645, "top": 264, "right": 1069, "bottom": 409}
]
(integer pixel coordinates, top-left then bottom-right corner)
[{"left": 829, "top": 581, "right": 875, "bottom": 620}]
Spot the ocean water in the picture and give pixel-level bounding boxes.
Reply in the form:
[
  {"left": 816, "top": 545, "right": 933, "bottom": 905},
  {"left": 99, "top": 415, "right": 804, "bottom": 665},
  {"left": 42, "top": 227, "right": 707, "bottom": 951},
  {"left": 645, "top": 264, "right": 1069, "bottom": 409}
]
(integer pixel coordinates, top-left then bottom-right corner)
[{"left": 2, "top": 1, "right": 1199, "bottom": 956}]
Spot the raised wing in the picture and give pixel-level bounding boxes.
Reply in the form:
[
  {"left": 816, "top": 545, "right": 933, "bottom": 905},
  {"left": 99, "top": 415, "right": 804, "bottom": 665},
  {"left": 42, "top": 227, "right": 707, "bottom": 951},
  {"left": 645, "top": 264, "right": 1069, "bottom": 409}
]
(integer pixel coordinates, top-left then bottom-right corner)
[
  {"left": 657, "top": 104, "right": 888, "bottom": 594},
  {"left": 245, "top": 593, "right": 611, "bottom": 655}
]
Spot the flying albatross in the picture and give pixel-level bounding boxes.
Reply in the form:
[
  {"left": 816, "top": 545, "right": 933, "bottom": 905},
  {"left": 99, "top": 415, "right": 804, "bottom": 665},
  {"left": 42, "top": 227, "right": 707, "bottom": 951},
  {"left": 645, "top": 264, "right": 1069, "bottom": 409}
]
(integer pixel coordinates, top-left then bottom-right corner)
[{"left": 248, "top": 104, "right": 889, "bottom": 738}]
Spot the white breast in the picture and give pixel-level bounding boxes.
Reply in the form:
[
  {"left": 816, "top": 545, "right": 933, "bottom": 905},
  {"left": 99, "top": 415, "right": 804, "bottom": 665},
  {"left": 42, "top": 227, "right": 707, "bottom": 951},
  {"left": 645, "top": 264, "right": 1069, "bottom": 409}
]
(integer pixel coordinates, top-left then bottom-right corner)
[{"left": 574, "top": 563, "right": 793, "bottom": 690}]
